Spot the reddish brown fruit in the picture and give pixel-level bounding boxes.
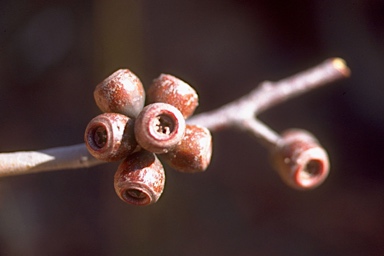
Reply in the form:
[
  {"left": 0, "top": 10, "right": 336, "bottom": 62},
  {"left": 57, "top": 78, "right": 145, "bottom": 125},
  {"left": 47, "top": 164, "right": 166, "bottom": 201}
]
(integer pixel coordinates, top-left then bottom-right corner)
[
  {"left": 94, "top": 69, "right": 145, "bottom": 118},
  {"left": 146, "top": 74, "right": 199, "bottom": 119},
  {"left": 84, "top": 113, "right": 137, "bottom": 161},
  {"left": 114, "top": 151, "right": 165, "bottom": 206},
  {"left": 134, "top": 103, "right": 186, "bottom": 154},
  {"left": 272, "top": 129, "right": 329, "bottom": 190},
  {"left": 161, "top": 125, "right": 212, "bottom": 173}
]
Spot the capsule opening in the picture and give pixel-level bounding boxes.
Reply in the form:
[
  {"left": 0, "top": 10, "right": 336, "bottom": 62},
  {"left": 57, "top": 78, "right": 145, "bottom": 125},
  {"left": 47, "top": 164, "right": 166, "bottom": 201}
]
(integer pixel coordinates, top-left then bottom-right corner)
[
  {"left": 123, "top": 188, "right": 151, "bottom": 205},
  {"left": 155, "top": 114, "right": 175, "bottom": 136},
  {"left": 303, "top": 159, "right": 323, "bottom": 178},
  {"left": 92, "top": 126, "right": 108, "bottom": 148}
]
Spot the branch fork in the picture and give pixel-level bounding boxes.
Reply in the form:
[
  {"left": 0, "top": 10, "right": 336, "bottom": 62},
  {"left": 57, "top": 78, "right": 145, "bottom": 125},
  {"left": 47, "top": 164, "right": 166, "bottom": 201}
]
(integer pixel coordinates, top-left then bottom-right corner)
[{"left": 0, "top": 58, "right": 350, "bottom": 190}]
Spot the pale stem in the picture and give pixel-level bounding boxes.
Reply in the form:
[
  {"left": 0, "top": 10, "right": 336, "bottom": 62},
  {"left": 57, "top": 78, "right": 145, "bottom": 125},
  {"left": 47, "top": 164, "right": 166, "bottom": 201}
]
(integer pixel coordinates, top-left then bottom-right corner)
[
  {"left": 0, "top": 58, "right": 350, "bottom": 177},
  {"left": 0, "top": 144, "right": 104, "bottom": 178}
]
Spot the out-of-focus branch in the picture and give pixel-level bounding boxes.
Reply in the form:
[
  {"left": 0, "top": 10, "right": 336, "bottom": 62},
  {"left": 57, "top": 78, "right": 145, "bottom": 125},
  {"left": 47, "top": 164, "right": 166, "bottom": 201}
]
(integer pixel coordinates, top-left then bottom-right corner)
[{"left": 0, "top": 58, "right": 350, "bottom": 178}]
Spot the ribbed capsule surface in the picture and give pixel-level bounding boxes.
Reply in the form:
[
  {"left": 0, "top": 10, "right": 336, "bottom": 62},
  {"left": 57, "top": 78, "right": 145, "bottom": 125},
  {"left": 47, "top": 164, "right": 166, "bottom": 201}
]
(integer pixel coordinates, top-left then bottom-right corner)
[
  {"left": 146, "top": 74, "right": 199, "bottom": 119},
  {"left": 161, "top": 125, "right": 212, "bottom": 173},
  {"left": 84, "top": 113, "right": 137, "bottom": 161},
  {"left": 272, "top": 129, "right": 329, "bottom": 190},
  {"left": 114, "top": 151, "right": 165, "bottom": 206},
  {"left": 94, "top": 69, "right": 145, "bottom": 118}
]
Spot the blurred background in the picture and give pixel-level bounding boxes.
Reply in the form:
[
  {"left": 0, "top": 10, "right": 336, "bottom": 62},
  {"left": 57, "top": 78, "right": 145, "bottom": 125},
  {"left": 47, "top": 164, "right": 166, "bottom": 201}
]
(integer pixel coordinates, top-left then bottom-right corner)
[{"left": 0, "top": 0, "right": 384, "bottom": 255}]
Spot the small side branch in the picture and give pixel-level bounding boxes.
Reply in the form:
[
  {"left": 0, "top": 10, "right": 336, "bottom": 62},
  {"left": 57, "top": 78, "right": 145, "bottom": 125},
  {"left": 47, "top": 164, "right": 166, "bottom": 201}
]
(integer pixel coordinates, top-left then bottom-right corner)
[
  {"left": 0, "top": 58, "right": 350, "bottom": 177},
  {"left": 240, "top": 118, "right": 280, "bottom": 149},
  {"left": 187, "top": 58, "right": 350, "bottom": 130}
]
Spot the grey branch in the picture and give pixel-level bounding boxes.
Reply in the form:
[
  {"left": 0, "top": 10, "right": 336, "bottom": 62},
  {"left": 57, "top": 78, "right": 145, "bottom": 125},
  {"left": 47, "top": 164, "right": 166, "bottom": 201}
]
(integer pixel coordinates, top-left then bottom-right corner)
[
  {"left": 0, "top": 144, "right": 105, "bottom": 178},
  {"left": 187, "top": 58, "right": 349, "bottom": 148},
  {"left": 0, "top": 58, "right": 350, "bottom": 178}
]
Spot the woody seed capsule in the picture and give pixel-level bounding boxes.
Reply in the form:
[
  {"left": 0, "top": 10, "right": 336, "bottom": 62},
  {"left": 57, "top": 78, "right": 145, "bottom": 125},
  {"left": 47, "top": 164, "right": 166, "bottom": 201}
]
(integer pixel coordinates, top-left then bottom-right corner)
[
  {"left": 94, "top": 69, "right": 145, "bottom": 118},
  {"left": 146, "top": 74, "right": 199, "bottom": 119},
  {"left": 161, "top": 125, "right": 212, "bottom": 173},
  {"left": 272, "top": 129, "right": 330, "bottom": 190},
  {"left": 134, "top": 103, "right": 186, "bottom": 154},
  {"left": 114, "top": 150, "right": 165, "bottom": 206},
  {"left": 84, "top": 113, "right": 137, "bottom": 161}
]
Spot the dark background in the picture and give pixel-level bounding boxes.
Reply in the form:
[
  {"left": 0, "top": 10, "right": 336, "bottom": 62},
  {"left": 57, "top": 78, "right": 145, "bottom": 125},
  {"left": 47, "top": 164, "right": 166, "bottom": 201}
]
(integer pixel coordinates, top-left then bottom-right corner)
[{"left": 1, "top": 0, "right": 384, "bottom": 255}]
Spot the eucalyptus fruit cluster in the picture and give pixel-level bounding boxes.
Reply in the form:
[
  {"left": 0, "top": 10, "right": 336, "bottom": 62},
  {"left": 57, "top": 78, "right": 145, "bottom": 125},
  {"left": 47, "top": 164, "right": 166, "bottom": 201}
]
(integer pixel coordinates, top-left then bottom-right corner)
[{"left": 84, "top": 70, "right": 212, "bottom": 206}]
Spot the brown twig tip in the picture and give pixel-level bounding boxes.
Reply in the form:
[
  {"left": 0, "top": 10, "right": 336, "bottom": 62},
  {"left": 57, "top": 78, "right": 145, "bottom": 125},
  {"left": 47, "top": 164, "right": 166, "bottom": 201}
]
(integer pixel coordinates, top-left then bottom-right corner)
[
  {"left": 272, "top": 129, "right": 330, "bottom": 190},
  {"left": 331, "top": 58, "right": 351, "bottom": 78}
]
